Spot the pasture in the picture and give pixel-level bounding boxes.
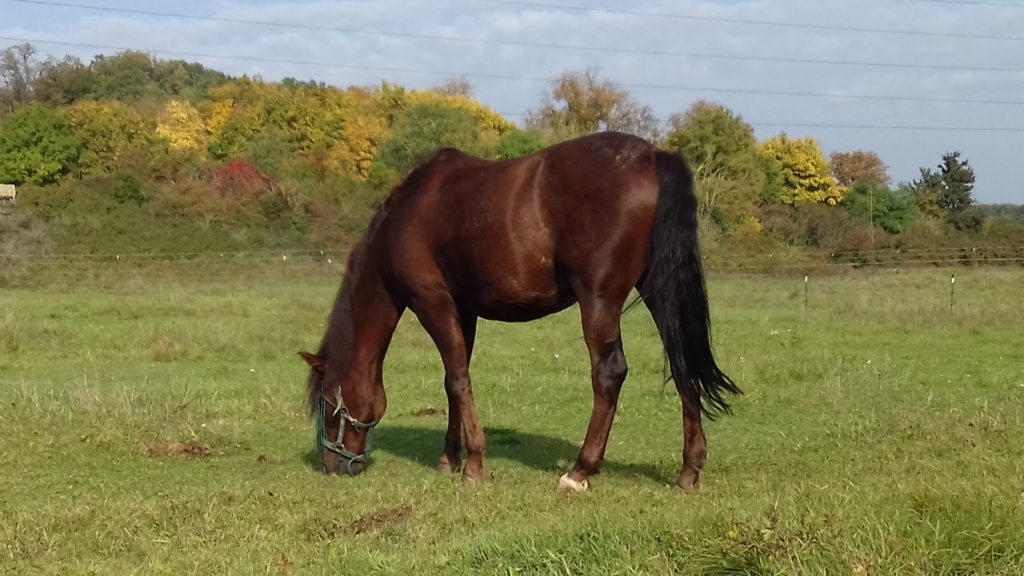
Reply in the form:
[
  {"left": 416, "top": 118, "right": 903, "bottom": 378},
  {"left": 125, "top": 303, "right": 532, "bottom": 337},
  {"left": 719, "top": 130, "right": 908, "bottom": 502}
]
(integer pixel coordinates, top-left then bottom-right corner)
[{"left": 1, "top": 265, "right": 1023, "bottom": 574}]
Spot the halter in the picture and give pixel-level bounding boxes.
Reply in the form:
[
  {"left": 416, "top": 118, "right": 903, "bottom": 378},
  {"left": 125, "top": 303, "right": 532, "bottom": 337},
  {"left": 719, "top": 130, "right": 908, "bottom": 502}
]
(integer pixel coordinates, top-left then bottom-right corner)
[{"left": 315, "top": 391, "right": 379, "bottom": 476}]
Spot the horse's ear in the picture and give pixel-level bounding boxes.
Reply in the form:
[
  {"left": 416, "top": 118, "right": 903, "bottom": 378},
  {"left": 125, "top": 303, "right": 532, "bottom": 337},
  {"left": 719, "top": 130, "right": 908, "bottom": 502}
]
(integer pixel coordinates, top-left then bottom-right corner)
[{"left": 298, "top": 351, "right": 325, "bottom": 372}]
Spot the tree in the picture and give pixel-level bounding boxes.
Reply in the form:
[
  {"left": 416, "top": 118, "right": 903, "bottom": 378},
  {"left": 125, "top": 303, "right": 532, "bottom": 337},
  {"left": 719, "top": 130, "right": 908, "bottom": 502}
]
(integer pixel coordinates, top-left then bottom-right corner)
[
  {"left": 526, "top": 69, "right": 659, "bottom": 142},
  {"left": 841, "top": 180, "right": 918, "bottom": 234},
  {"left": 1, "top": 43, "right": 40, "bottom": 113},
  {"left": 89, "top": 51, "right": 156, "bottom": 100},
  {"left": 156, "top": 100, "right": 207, "bottom": 152},
  {"left": 0, "top": 103, "right": 79, "bottom": 184},
  {"left": 32, "top": 55, "right": 93, "bottom": 106},
  {"left": 662, "top": 101, "right": 764, "bottom": 232},
  {"left": 830, "top": 150, "right": 890, "bottom": 188},
  {"left": 908, "top": 151, "right": 981, "bottom": 231},
  {"left": 151, "top": 59, "right": 228, "bottom": 100},
  {"left": 497, "top": 129, "right": 547, "bottom": 159},
  {"left": 63, "top": 100, "right": 149, "bottom": 176},
  {"left": 431, "top": 77, "right": 473, "bottom": 97},
  {"left": 759, "top": 135, "right": 844, "bottom": 205},
  {"left": 370, "top": 102, "right": 500, "bottom": 188}
]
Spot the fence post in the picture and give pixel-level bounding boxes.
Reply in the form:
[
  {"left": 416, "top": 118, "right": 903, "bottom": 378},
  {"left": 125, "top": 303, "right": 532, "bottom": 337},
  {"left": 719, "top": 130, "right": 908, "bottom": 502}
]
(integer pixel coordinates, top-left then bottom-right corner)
[
  {"left": 950, "top": 274, "right": 956, "bottom": 312},
  {"left": 804, "top": 274, "right": 809, "bottom": 312}
]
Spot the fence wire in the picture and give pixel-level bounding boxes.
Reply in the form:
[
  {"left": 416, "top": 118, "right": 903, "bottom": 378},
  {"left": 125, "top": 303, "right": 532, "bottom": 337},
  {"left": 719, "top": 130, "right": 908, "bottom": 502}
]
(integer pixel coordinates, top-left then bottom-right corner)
[{"left": 2, "top": 245, "right": 1023, "bottom": 287}]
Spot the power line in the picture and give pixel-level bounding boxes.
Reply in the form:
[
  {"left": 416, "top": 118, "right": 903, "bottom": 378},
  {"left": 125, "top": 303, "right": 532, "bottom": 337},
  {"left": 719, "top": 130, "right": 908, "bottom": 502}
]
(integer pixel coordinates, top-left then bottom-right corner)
[
  {"left": 499, "top": 110, "right": 1024, "bottom": 133},
  {"left": 916, "top": 0, "right": 1024, "bottom": 7},
  {"left": 749, "top": 122, "right": 1024, "bottom": 133},
  {"left": 3, "top": 35, "right": 1023, "bottom": 110},
  {"left": 6, "top": 0, "right": 1024, "bottom": 74},
  {"left": 476, "top": 0, "right": 1024, "bottom": 42}
]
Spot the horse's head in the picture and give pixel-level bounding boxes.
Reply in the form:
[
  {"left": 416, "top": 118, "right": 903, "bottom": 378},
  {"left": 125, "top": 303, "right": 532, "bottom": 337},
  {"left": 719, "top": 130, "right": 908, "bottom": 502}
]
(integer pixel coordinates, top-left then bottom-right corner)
[{"left": 299, "top": 351, "right": 380, "bottom": 476}]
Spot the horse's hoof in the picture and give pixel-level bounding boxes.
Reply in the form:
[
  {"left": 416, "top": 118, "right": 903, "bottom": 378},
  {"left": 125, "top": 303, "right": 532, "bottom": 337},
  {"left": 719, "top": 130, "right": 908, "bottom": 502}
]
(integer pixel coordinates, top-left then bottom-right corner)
[
  {"left": 558, "top": 473, "right": 589, "bottom": 493},
  {"left": 460, "top": 463, "right": 485, "bottom": 484},
  {"left": 674, "top": 469, "right": 701, "bottom": 493},
  {"left": 437, "top": 455, "right": 461, "bottom": 475}
]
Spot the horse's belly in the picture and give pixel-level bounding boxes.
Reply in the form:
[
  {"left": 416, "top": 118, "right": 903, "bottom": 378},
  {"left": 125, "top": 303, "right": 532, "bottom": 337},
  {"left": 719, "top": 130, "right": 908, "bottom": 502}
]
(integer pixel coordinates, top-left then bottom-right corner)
[
  {"left": 472, "top": 290, "right": 576, "bottom": 322},
  {"left": 455, "top": 263, "right": 576, "bottom": 322}
]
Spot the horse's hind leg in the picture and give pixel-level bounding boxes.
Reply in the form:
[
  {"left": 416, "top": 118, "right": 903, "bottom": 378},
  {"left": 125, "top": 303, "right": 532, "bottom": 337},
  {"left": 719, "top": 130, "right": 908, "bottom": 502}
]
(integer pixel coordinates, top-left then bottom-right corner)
[
  {"left": 643, "top": 298, "right": 707, "bottom": 492},
  {"left": 411, "top": 294, "right": 486, "bottom": 483},
  {"left": 559, "top": 294, "right": 629, "bottom": 492},
  {"left": 438, "top": 311, "right": 477, "bottom": 475},
  {"left": 676, "top": 382, "right": 707, "bottom": 492}
]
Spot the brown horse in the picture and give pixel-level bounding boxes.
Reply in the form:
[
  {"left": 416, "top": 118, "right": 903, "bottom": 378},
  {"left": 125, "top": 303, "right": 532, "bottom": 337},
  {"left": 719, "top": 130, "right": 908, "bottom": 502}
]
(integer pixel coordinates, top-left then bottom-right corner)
[{"left": 299, "top": 131, "right": 739, "bottom": 492}]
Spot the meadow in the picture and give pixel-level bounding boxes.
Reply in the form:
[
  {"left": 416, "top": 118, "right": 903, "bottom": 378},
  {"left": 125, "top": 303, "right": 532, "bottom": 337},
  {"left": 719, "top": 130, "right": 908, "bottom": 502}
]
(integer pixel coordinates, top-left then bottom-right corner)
[{"left": 1, "top": 263, "right": 1022, "bottom": 575}]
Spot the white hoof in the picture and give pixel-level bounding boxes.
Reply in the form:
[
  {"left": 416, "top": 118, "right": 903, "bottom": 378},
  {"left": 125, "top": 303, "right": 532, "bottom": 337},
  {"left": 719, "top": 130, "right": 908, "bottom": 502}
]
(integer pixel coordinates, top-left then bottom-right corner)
[{"left": 558, "top": 473, "right": 589, "bottom": 493}]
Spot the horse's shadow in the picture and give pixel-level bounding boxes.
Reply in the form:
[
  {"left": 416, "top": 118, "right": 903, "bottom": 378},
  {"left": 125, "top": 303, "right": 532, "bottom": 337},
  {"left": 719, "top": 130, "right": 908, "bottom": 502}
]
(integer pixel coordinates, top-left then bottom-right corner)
[{"left": 303, "top": 424, "right": 669, "bottom": 484}]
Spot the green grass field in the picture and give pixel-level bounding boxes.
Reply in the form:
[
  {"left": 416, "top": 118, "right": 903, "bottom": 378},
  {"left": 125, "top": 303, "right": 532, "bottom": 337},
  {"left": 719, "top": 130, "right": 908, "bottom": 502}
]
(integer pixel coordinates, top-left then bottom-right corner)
[{"left": 2, "top": 265, "right": 1023, "bottom": 575}]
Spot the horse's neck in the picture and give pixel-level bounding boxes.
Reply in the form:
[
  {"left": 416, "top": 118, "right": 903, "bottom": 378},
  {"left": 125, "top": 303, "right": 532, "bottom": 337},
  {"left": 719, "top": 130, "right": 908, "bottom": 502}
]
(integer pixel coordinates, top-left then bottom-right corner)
[{"left": 327, "top": 252, "right": 401, "bottom": 376}]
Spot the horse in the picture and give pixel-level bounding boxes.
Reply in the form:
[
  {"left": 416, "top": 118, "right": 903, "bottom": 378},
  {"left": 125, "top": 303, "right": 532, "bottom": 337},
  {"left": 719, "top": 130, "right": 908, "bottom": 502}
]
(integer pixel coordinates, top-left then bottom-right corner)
[{"left": 299, "top": 130, "right": 740, "bottom": 492}]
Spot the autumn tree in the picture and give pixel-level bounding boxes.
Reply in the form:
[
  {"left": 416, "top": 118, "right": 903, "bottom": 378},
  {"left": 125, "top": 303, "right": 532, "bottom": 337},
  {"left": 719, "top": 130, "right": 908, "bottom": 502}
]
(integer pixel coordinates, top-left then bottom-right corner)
[
  {"left": 63, "top": 100, "right": 149, "bottom": 176},
  {"left": 0, "top": 103, "right": 79, "bottom": 184},
  {"left": 759, "top": 135, "right": 844, "bottom": 205},
  {"left": 526, "top": 69, "right": 659, "bottom": 142},
  {"left": 830, "top": 150, "right": 890, "bottom": 188},
  {"left": 204, "top": 78, "right": 271, "bottom": 160},
  {"left": 663, "top": 101, "right": 764, "bottom": 233}
]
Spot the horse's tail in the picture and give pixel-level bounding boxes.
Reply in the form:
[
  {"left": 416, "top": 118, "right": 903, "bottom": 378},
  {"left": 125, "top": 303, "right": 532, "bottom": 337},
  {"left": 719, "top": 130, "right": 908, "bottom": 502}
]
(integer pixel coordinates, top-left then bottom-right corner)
[{"left": 637, "top": 150, "right": 741, "bottom": 419}]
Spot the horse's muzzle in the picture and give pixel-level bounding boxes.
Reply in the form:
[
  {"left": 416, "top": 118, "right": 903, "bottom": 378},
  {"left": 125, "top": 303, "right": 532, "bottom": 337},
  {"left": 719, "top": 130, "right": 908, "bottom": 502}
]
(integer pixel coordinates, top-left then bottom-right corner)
[{"left": 322, "top": 448, "right": 368, "bottom": 476}]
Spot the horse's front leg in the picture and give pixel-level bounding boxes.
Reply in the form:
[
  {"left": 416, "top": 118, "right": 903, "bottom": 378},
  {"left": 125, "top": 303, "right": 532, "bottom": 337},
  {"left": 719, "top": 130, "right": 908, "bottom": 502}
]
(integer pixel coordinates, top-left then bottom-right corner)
[
  {"left": 438, "top": 312, "right": 477, "bottom": 475},
  {"left": 413, "top": 296, "right": 486, "bottom": 483}
]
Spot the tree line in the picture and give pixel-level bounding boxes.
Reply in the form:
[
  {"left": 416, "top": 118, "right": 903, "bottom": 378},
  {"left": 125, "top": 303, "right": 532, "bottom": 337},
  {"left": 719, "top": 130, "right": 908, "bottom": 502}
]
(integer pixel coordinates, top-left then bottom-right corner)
[{"left": 1, "top": 43, "right": 1021, "bottom": 258}]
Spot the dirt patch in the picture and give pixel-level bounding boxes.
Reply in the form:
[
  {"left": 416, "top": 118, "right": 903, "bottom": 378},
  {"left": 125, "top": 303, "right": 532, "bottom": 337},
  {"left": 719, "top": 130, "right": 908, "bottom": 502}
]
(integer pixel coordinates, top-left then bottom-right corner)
[
  {"left": 148, "top": 334, "right": 184, "bottom": 363},
  {"left": 136, "top": 441, "right": 214, "bottom": 458},
  {"left": 350, "top": 505, "right": 412, "bottom": 535},
  {"left": 271, "top": 555, "right": 290, "bottom": 571},
  {"left": 411, "top": 406, "right": 446, "bottom": 417}
]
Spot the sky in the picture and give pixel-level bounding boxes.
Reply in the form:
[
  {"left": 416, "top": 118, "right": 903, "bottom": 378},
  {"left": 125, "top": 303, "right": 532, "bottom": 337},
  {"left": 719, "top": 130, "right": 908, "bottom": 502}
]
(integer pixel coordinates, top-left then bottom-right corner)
[{"left": 2, "top": 0, "right": 1022, "bottom": 204}]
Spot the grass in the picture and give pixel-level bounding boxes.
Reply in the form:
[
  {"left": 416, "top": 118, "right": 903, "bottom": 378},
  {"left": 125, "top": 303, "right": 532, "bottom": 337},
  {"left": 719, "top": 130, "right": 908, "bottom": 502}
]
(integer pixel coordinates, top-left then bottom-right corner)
[{"left": 1, "top": 265, "right": 1023, "bottom": 575}]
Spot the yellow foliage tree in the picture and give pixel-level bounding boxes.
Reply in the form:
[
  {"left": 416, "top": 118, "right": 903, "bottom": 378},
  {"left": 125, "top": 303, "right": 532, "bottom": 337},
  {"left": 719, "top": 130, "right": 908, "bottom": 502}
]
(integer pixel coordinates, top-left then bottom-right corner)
[
  {"left": 759, "top": 135, "right": 845, "bottom": 205},
  {"left": 62, "top": 100, "right": 148, "bottom": 175},
  {"left": 156, "top": 100, "right": 207, "bottom": 152}
]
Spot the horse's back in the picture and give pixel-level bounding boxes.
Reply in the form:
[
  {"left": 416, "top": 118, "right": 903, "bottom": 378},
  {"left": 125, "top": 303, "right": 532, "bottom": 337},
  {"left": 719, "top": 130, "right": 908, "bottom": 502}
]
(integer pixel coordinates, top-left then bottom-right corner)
[{"left": 384, "top": 132, "right": 662, "bottom": 321}]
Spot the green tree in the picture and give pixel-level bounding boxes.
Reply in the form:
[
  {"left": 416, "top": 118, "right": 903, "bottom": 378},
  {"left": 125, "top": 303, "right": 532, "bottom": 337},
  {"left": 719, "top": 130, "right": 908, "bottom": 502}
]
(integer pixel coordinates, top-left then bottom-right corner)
[
  {"left": 89, "top": 51, "right": 156, "bottom": 100},
  {"left": 663, "top": 101, "right": 765, "bottom": 232},
  {"left": 32, "top": 55, "right": 93, "bottom": 106},
  {"left": 759, "top": 134, "right": 844, "bottom": 205},
  {"left": 909, "top": 151, "right": 981, "bottom": 231},
  {"left": 152, "top": 59, "right": 227, "bottom": 100},
  {"left": 841, "top": 180, "right": 918, "bottom": 234},
  {"left": 497, "top": 128, "right": 547, "bottom": 159},
  {"left": 526, "top": 69, "right": 659, "bottom": 142},
  {"left": 370, "top": 102, "right": 501, "bottom": 187},
  {"left": 0, "top": 103, "right": 79, "bottom": 184}
]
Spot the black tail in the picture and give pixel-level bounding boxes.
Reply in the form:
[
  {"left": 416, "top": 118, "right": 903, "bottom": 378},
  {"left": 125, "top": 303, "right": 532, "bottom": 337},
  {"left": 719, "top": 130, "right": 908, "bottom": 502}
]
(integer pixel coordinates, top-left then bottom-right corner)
[{"left": 637, "top": 150, "right": 741, "bottom": 419}]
